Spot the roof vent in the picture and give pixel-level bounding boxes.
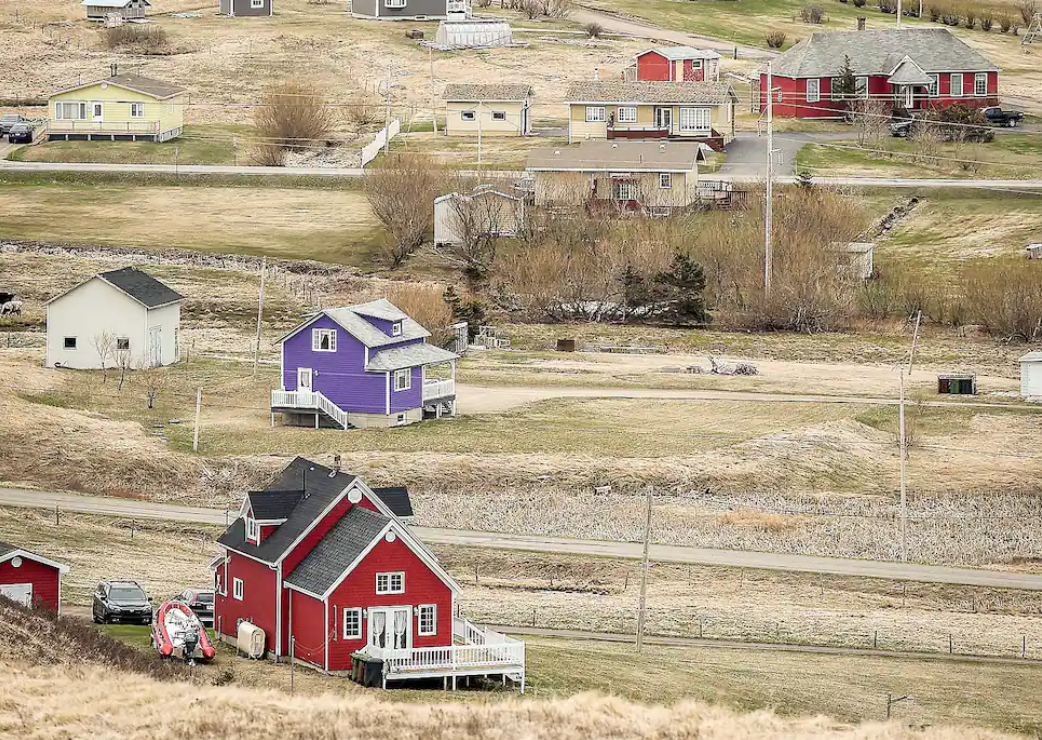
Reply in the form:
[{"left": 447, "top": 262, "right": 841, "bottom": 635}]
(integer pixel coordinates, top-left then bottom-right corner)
[{"left": 110, "top": 62, "right": 118, "bottom": 77}]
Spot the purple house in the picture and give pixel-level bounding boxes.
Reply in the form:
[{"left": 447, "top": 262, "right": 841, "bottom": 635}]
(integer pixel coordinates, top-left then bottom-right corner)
[{"left": 271, "top": 299, "right": 459, "bottom": 429}]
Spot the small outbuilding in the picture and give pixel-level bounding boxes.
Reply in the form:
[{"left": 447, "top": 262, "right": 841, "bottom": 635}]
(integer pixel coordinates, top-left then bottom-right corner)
[
  {"left": 0, "top": 541, "right": 70, "bottom": 613},
  {"left": 1020, "top": 351, "right": 1042, "bottom": 397},
  {"left": 46, "top": 266, "right": 184, "bottom": 370},
  {"left": 219, "top": 0, "right": 273, "bottom": 16},
  {"left": 443, "top": 83, "right": 532, "bottom": 137},
  {"left": 81, "top": 0, "right": 150, "bottom": 21},
  {"left": 434, "top": 185, "right": 525, "bottom": 246}
]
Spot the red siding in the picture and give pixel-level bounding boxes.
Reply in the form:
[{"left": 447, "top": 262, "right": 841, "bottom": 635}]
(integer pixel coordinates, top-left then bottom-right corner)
[
  {"left": 259, "top": 525, "right": 278, "bottom": 543},
  {"left": 636, "top": 52, "right": 671, "bottom": 82},
  {"left": 283, "top": 496, "right": 354, "bottom": 575},
  {"left": 683, "top": 59, "right": 705, "bottom": 82},
  {"left": 288, "top": 589, "right": 327, "bottom": 668},
  {"left": 324, "top": 536, "right": 453, "bottom": 672},
  {"left": 0, "top": 557, "right": 60, "bottom": 612},
  {"left": 214, "top": 553, "right": 278, "bottom": 651}
]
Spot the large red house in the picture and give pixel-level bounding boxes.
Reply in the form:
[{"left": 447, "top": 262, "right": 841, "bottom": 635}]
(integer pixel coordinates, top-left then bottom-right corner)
[
  {"left": 213, "top": 457, "right": 525, "bottom": 690},
  {"left": 623, "top": 46, "right": 721, "bottom": 83},
  {"left": 759, "top": 28, "right": 1000, "bottom": 118},
  {"left": 0, "top": 541, "right": 69, "bottom": 613}
]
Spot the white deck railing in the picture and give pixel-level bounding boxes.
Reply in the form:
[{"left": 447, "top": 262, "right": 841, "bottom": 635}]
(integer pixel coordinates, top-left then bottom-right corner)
[
  {"left": 271, "top": 389, "right": 349, "bottom": 429},
  {"left": 382, "top": 640, "right": 525, "bottom": 676},
  {"left": 422, "top": 378, "right": 455, "bottom": 402},
  {"left": 453, "top": 615, "right": 486, "bottom": 645},
  {"left": 47, "top": 120, "right": 160, "bottom": 134}
]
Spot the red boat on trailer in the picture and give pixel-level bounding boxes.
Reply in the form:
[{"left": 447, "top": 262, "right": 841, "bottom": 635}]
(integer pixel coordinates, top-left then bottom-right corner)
[{"left": 151, "top": 601, "right": 216, "bottom": 662}]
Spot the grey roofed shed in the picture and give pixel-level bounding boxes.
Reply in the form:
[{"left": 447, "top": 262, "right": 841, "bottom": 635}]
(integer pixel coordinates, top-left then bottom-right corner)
[{"left": 443, "top": 83, "right": 533, "bottom": 102}]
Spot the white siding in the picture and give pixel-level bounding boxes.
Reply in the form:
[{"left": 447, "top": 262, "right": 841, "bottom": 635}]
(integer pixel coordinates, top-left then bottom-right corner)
[
  {"left": 1021, "top": 362, "right": 1042, "bottom": 397},
  {"left": 147, "top": 302, "right": 181, "bottom": 366}
]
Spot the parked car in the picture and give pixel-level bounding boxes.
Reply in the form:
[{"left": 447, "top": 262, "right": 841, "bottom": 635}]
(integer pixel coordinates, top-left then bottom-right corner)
[
  {"left": 889, "top": 117, "right": 916, "bottom": 138},
  {"left": 0, "top": 114, "right": 22, "bottom": 135},
  {"left": 983, "top": 106, "right": 1024, "bottom": 127},
  {"left": 7, "top": 123, "right": 34, "bottom": 144},
  {"left": 171, "top": 587, "right": 214, "bottom": 628},
  {"left": 92, "top": 580, "right": 153, "bottom": 625}
]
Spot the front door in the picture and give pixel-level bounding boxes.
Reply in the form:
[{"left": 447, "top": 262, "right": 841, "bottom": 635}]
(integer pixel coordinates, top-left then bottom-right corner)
[
  {"left": 148, "top": 327, "right": 162, "bottom": 367},
  {"left": 0, "top": 583, "right": 32, "bottom": 607},
  {"left": 903, "top": 86, "right": 915, "bottom": 110},
  {"left": 92, "top": 102, "right": 103, "bottom": 123},
  {"left": 296, "top": 368, "right": 313, "bottom": 402},
  {"left": 368, "top": 606, "right": 411, "bottom": 658},
  {"left": 655, "top": 106, "right": 672, "bottom": 131}
]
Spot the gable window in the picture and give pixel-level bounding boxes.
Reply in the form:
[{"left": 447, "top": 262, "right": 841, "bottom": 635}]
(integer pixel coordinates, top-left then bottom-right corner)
[
  {"left": 616, "top": 106, "right": 638, "bottom": 123},
  {"left": 806, "top": 78, "right": 821, "bottom": 103},
  {"left": 233, "top": 577, "right": 244, "bottom": 601},
  {"left": 385, "top": 0, "right": 406, "bottom": 6},
  {"left": 950, "top": 73, "right": 964, "bottom": 97},
  {"left": 659, "top": 173, "right": 672, "bottom": 189},
  {"left": 491, "top": 111, "right": 507, "bottom": 121},
  {"left": 585, "top": 106, "right": 606, "bottom": 123},
  {"left": 376, "top": 571, "right": 405, "bottom": 594},
  {"left": 461, "top": 110, "right": 476, "bottom": 121},
  {"left": 130, "top": 102, "right": 145, "bottom": 118},
  {"left": 855, "top": 76, "right": 868, "bottom": 99},
  {"left": 312, "top": 328, "right": 336, "bottom": 352},
  {"left": 245, "top": 516, "right": 260, "bottom": 542},
  {"left": 55, "top": 102, "right": 86, "bottom": 120},
  {"left": 343, "top": 607, "right": 362, "bottom": 639},
  {"left": 63, "top": 337, "right": 77, "bottom": 350},
  {"left": 251, "top": 0, "right": 264, "bottom": 6},
  {"left": 974, "top": 73, "right": 987, "bottom": 97},
  {"left": 116, "top": 337, "right": 130, "bottom": 351},
  {"left": 927, "top": 74, "right": 939, "bottom": 98},
  {"left": 417, "top": 604, "right": 437, "bottom": 636},
  {"left": 393, "top": 368, "right": 411, "bottom": 392},
  {"left": 391, "top": 321, "right": 402, "bottom": 336}
]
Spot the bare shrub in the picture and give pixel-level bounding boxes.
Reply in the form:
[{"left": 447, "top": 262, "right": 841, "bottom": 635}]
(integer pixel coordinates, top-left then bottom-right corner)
[
  {"left": 798, "top": 3, "right": 825, "bottom": 23},
  {"left": 909, "top": 121, "right": 943, "bottom": 164},
  {"left": 383, "top": 283, "right": 454, "bottom": 345},
  {"left": 474, "top": 0, "right": 493, "bottom": 6},
  {"left": 541, "top": 0, "right": 572, "bottom": 17},
  {"left": 963, "top": 7, "right": 977, "bottom": 28},
  {"left": 345, "top": 93, "right": 382, "bottom": 130},
  {"left": 138, "top": 361, "right": 167, "bottom": 409},
  {"left": 998, "top": 12, "right": 1013, "bottom": 31},
  {"left": 521, "top": 0, "right": 542, "bottom": 19},
  {"left": 252, "top": 81, "right": 335, "bottom": 167},
  {"left": 439, "top": 177, "right": 524, "bottom": 282},
  {"left": 979, "top": 10, "right": 993, "bottom": 30},
  {"left": 364, "top": 153, "right": 444, "bottom": 268},
  {"left": 764, "top": 29, "right": 787, "bottom": 47},
  {"left": 877, "top": 0, "right": 895, "bottom": 13},
  {"left": 102, "top": 25, "right": 170, "bottom": 54},
  {"left": 91, "top": 331, "right": 116, "bottom": 382},
  {"left": 1016, "top": 0, "right": 1038, "bottom": 24},
  {"left": 942, "top": 5, "right": 960, "bottom": 24},
  {"left": 583, "top": 21, "right": 604, "bottom": 38},
  {"left": 851, "top": 99, "right": 890, "bottom": 147},
  {"left": 927, "top": 2, "right": 942, "bottom": 20},
  {"left": 962, "top": 260, "right": 1042, "bottom": 341}
]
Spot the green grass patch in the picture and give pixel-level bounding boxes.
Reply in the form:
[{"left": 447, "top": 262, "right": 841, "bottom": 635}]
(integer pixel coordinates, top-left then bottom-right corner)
[
  {"left": 11, "top": 125, "right": 255, "bottom": 166},
  {"left": 0, "top": 169, "right": 365, "bottom": 191}
]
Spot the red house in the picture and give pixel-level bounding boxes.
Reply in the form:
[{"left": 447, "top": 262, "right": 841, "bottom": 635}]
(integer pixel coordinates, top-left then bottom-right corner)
[
  {"left": 624, "top": 46, "right": 721, "bottom": 83},
  {"left": 759, "top": 28, "right": 1000, "bottom": 118},
  {"left": 213, "top": 457, "right": 525, "bottom": 690},
  {"left": 0, "top": 541, "right": 69, "bottom": 613}
]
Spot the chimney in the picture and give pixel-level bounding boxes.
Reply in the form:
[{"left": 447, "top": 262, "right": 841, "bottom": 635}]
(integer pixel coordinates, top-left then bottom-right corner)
[
  {"left": 857, "top": 16, "right": 866, "bottom": 30},
  {"left": 110, "top": 62, "right": 118, "bottom": 77}
]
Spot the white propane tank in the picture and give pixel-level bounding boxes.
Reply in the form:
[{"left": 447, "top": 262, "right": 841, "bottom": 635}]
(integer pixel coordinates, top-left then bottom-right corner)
[{"left": 237, "top": 621, "right": 266, "bottom": 659}]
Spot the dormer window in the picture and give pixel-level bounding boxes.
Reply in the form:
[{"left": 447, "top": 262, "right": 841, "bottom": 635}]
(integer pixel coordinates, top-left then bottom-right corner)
[
  {"left": 392, "top": 321, "right": 402, "bottom": 337},
  {"left": 245, "top": 516, "right": 260, "bottom": 543}
]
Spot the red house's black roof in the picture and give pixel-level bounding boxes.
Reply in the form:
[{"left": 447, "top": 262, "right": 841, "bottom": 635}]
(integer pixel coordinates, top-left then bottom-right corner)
[{"left": 283, "top": 507, "right": 391, "bottom": 596}]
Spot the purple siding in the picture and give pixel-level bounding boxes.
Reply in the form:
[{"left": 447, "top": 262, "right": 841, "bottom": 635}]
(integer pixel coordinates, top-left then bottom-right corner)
[
  {"left": 390, "top": 365, "right": 423, "bottom": 413},
  {"left": 359, "top": 315, "right": 398, "bottom": 337}
]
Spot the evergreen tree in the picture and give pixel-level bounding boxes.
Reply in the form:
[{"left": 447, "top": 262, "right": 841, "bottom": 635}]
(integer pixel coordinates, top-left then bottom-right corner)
[
  {"left": 835, "top": 54, "right": 857, "bottom": 102},
  {"left": 652, "top": 252, "right": 711, "bottom": 326}
]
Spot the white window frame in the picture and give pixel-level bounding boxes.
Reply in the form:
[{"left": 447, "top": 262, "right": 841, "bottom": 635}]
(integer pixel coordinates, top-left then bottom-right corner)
[
  {"left": 391, "top": 321, "right": 402, "bottom": 336},
  {"left": 417, "top": 604, "right": 437, "bottom": 636},
  {"left": 806, "top": 78, "right": 821, "bottom": 103},
  {"left": 63, "top": 337, "right": 77, "bottom": 350},
  {"left": 616, "top": 106, "right": 637, "bottom": 123},
  {"left": 55, "top": 101, "right": 87, "bottom": 121},
  {"left": 461, "top": 110, "right": 476, "bottom": 121},
  {"left": 491, "top": 110, "right": 507, "bottom": 121},
  {"left": 251, "top": 0, "right": 264, "bottom": 6},
  {"left": 343, "top": 607, "right": 362, "bottom": 639},
  {"left": 385, "top": 0, "right": 406, "bottom": 6},
  {"left": 311, "top": 328, "right": 336, "bottom": 352},
  {"left": 396, "top": 413, "right": 407, "bottom": 426},
  {"left": 855, "top": 76, "right": 869, "bottom": 99},
  {"left": 829, "top": 78, "right": 843, "bottom": 102},
  {"left": 927, "top": 74, "right": 939, "bottom": 98},
  {"left": 659, "top": 173, "right": 672, "bottom": 189},
  {"left": 393, "top": 368, "right": 411, "bottom": 392},
  {"left": 974, "top": 73, "right": 987, "bottom": 97},
  {"left": 233, "top": 577, "right": 244, "bottom": 601},
  {"left": 612, "top": 181, "right": 637, "bottom": 201},
  {"left": 585, "top": 106, "right": 606, "bottom": 123},
  {"left": 950, "top": 73, "right": 964, "bottom": 98},
  {"left": 678, "top": 107, "right": 711, "bottom": 133},
  {"left": 376, "top": 571, "right": 405, "bottom": 595},
  {"left": 129, "top": 102, "right": 145, "bottom": 118},
  {"left": 245, "top": 516, "right": 260, "bottom": 542}
]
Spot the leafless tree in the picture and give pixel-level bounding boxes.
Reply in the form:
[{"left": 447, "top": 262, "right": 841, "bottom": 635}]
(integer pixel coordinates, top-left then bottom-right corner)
[
  {"left": 91, "top": 331, "right": 116, "bottom": 382},
  {"left": 115, "top": 349, "right": 133, "bottom": 391},
  {"left": 253, "top": 81, "right": 335, "bottom": 166},
  {"left": 541, "top": 0, "right": 572, "bottom": 17},
  {"left": 364, "top": 153, "right": 444, "bottom": 268},
  {"left": 137, "top": 360, "right": 167, "bottom": 410},
  {"left": 441, "top": 177, "right": 524, "bottom": 281},
  {"left": 521, "top": 0, "right": 542, "bottom": 19},
  {"left": 909, "top": 122, "right": 943, "bottom": 165},
  {"left": 1016, "top": 0, "right": 1038, "bottom": 25},
  {"left": 850, "top": 99, "right": 889, "bottom": 147}
]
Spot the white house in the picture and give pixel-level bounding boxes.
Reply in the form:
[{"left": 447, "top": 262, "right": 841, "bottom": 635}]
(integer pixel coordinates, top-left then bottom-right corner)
[
  {"left": 433, "top": 185, "right": 525, "bottom": 247},
  {"left": 1020, "top": 351, "right": 1042, "bottom": 398},
  {"left": 45, "top": 267, "right": 184, "bottom": 370}
]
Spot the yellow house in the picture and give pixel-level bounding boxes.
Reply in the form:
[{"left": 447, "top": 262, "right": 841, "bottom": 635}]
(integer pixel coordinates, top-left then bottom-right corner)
[
  {"left": 48, "top": 72, "right": 187, "bottom": 142},
  {"left": 525, "top": 140, "right": 706, "bottom": 213},
  {"left": 564, "top": 81, "right": 737, "bottom": 150},
  {"left": 443, "top": 83, "right": 532, "bottom": 137}
]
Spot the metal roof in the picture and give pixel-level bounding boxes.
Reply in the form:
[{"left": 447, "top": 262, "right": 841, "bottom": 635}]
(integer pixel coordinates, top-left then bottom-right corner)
[
  {"left": 565, "top": 81, "right": 737, "bottom": 105},
  {"left": 443, "top": 83, "right": 533, "bottom": 102},
  {"left": 527, "top": 140, "right": 705, "bottom": 173},
  {"left": 283, "top": 507, "right": 391, "bottom": 595},
  {"left": 366, "top": 342, "right": 458, "bottom": 372},
  {"left": 638, "top": 46, "right": 721, "bottom": 61},
  {"left": 98, "top": 267, "right": 183, "bottom": 308},
  {"left": 769, "top": 28, "right": 999, "bottom": 79}
]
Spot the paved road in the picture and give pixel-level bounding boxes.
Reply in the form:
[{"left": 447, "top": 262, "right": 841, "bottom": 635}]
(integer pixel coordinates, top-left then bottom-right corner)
[
  {"left": 718, "top": 132, "right": 855, "bottom": 178},
  {"left": 4, "top": 487, "right": 1042, "bottom": 591}
]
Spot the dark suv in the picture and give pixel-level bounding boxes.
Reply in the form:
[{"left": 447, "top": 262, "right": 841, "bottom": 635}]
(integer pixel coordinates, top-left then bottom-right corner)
[
  {"left": 172, "top": 587, "right": 215, "bottom": 627},
  {"left": 92, "top": 580, "right": 152, "bottom": 624}
]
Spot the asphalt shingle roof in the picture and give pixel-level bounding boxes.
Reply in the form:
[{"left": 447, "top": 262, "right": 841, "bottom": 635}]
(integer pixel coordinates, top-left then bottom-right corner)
[
  {"left": 247, "top": 490, "right": 305, "bottom": 521},
  {"left": 769, "top": 28, "right": 999, "bottom": 79},
  {"left": 0, "top": 542, "right": 16, "bottom": 558},
  {"left": 565, "top": 81, "right": 737, "bottom": 105},
  {"left": 443, "top": 83, "right": 533, "bottom": 102},
  {"left": 106, "top": 73, "right": 184, "bottom": 99},
  {"left": 640, "top": 46, "right": 720, "bottom": 61},
  {"left": 366, "top": 343, "right": 458, "bottom": 372},
  {"left": 284, "top": 507, "right": 391, "bottom": 595},
  {"left": 888, "top": 57, "right": 933, "bottom": 86},
  {"left": 318, "top": 299, "right": 431, "bottom": 349},
  {"left": 527, "top": 140, "right": 704, "bottom": 172},
  {"left": 370, "top": 487, "right": 413, "bottom": 518},
  {"left": 98, "top": 267, "right": 183, "bottom": 308}
]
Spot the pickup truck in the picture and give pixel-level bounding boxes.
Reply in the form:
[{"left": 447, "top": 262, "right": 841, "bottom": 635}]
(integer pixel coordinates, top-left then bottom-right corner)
[{"left": 983, "top": 107, "right": 1024, "bottom": 127}]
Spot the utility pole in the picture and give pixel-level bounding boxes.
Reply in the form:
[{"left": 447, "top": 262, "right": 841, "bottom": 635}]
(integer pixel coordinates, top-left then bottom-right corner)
[
  {"left": 635, "top": 487, "right": 653, "bottom": 653},
  {"left": 192, "top": 387, "right": 202, "bottom": 452},
  {"left": 429, "top": 46, "right": 438, "bottom": 135},
  {"left": 907, "top": 310, "right": 922, "bottom": 374},
  {"left": 477, "top": 101, "right": 483, "bottom": 167},
  {"left": 252, "top": 256, "right": 266, "bottom": 377},
  {"left": 764, "top": 62, "right": 774, "bottom": 297},
  {"left": 383, "top": 63, "right": 392, "bottom": 156},
  {"left": 897, "top": 0, "right": 902, "bottom": 25},
  {"left": 899, "top": 368, "right": 907, "bottom": 562}
]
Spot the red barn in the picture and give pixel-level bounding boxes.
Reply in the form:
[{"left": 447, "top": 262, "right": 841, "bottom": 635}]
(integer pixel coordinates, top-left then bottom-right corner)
[
  {"left": 624, "top": 46, "right": 721, "bottom": 83},
  {"left": 0, "top": 541, "right": 70, "bottom": 613},
  {"left": 213, "top": 457, "right": 525, "bottom": 691},
  {"left": 758, "top": 28, "right": 1000, "bottom": 118}
]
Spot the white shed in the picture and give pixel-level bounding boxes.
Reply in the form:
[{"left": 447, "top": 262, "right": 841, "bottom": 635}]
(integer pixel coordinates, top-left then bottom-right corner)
[
  {"left": 434, "top": 186, "right": 525, "bottom": 247},
  {"left": 1020, "top": 351, "right": 1042, "bottom": 398},
  {"left": 46, "top": 267, "right": 184, "bottom": 370}
]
